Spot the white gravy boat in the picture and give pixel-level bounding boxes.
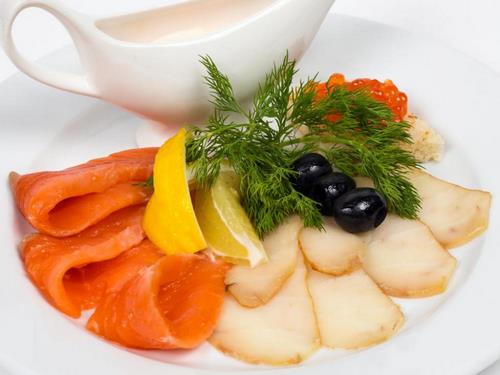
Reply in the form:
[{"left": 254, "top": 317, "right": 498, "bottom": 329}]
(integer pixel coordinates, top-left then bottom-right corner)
[{"left": 0, "top": 0, "right": 335, "bottom": 127}]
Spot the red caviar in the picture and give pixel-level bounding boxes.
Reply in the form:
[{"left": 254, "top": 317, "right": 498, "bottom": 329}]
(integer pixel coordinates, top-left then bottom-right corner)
[{"left": 315, "top": 73, "right": 408, "bottom": 121}]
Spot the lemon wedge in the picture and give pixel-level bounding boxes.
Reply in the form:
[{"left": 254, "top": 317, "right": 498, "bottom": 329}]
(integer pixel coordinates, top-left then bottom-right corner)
[
  {"left": 195, "top": 172, "right": 267, "bottom": 267},
  {"left": 143, "top": 128, "right": 207, "bottom": 254}
]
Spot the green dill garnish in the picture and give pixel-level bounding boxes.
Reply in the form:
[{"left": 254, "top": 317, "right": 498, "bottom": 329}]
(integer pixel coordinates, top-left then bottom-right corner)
[
  {"left": 186, "top": 54, "right": 421, "bottom": 237},
  {"left": 134, "top": 175, "right": 154, "bottom": 188}
]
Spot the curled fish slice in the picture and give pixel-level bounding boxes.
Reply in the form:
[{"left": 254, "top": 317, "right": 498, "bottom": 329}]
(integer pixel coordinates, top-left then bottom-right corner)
[
  {"left": 11, "top": 147, "right": 157, "bottom": 237},
  {"left": 64, "top": 239, "right": 163, "bottom": 311},
  {"left": 87, "top": 254, "right": 227, "bottom": 349},
  {"left": 21, "top": 205, "right": 146, "bottom": 317}
]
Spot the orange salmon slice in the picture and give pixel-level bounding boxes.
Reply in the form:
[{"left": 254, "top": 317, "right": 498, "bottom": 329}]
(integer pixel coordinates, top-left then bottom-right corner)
[
  {"left": 11, "top": 147, "right": 157, "bottom": 237},
  {"left": 21, "top": 205, "right": 147, "bottom": 318},
  {"left": 64, "top": 239, "right": 164, "bottom": 311},
  {"left": 87, "top": 254, "right": 227, "bottom": 349}
]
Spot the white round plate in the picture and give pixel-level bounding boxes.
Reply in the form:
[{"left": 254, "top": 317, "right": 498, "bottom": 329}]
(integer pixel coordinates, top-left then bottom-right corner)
[{"left": 1, "top": 14, "right": 499, "bottom": 375}]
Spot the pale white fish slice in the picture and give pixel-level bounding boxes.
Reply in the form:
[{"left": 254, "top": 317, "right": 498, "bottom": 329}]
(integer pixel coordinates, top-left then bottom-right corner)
[
  {"left": 210, "top": 253, "right": 320, "bottom": 365},
  {"left": 299, "top": 217, "right": 364, "bottom": 275},
  {"left": 307, "top": 268, "right": 404, "bottom": 349},
  {"left": 409, "top": 170, "right": 491, "bottom": 249},
  {"left": 360, "top": 214, "right": 457, "bottom": 297},
  {"left": 225, "top": 216, "right": 301, "bottom": 307},
  {"left": 355, "top": 172, "right": 491, "bottom": 249}
]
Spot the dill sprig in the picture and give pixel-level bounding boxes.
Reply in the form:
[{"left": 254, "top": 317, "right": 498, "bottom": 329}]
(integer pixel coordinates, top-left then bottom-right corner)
[
  {"left": 187, "top": 56, "right": 322, "bottom": 236},
  {"left": 133, "top": 176, "right": 154, "bottom": 188},
  {"left": 186, "top": 54, "right": 422, "bottom": 237},
  {"left": 288, "top": 79, "right": 421, "bottom": 218}
]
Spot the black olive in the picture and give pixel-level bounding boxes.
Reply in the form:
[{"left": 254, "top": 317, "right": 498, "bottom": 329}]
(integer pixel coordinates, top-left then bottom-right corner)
[
  {"left": 291, "top": 153, "right": 332, "bottom": 194},
  {"left": 310, "top": 172, "right": 356, "bottom": 216},
  {"left": 333, "top": 188, "right": 387, "bottom": 233}
]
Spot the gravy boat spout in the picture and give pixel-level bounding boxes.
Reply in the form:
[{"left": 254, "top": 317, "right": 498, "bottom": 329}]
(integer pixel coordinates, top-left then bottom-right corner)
[{"left": 1, "top": 0, "right": 336, "bottom": 127}]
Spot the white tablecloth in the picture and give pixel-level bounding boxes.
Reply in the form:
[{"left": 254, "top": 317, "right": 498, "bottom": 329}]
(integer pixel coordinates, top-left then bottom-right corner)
[{"left": 1, "top": 0, "right": 499, "bottom": 373}]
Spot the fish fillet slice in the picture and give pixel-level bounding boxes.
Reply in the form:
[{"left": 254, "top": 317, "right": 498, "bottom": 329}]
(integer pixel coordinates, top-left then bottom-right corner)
[
  {"left": 11, "top": 147, "right": 157, "bottom": 237},
  {"left": 210, "top": 254, "right": 320, "bottom": 365},
  {"left": 64, "top": 239, "right": 163, "bottom": 310},
  {"left": 355, "top": 172, "right": 491, "bottom": 249},
  {"left": 307, "top": 268, "right": 404, "bottom": 349},
  {"left": 300, "top": 218, "right": 363, "bottom": 275},
  {"left": 225, "top": 216, "right": 301, "bottom": 307},
  {"left": 21, "top": 205, "right": 146, "bottom": 317},
  {"left": 409, "top": 170, "right": 491, "bottom": 249},
  {"left": 360, "top": 214, "right": 457, "bottom": 297},
  {"left": 87, "top": 254, "right": 227, "bottom": 349}
]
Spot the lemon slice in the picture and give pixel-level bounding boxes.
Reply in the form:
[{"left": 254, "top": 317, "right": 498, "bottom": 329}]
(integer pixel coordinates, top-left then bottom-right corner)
[
  {"left": 143, "top": 128, "right": 207, "bottom": 254},
  {"left": 195, "top": 172, "right": 267, "bottom": 267}
]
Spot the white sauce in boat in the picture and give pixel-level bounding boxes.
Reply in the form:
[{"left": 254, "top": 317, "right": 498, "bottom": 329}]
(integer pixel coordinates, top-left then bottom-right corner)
[{"left": 96, "top": 0, "right": 276, "bottom": 44}]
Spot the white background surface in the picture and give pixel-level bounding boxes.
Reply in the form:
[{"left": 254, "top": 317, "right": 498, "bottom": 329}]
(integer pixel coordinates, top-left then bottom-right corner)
[{"left": 0, "top": 0, "right": 499, "bottom": 374}]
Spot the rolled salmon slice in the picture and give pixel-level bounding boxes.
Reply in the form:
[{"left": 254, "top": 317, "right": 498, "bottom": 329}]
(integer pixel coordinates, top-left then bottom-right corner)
[
  {"left": 87, "top": 254, "right": 227, "bottom": 350},
  {"left": 21, "top": 205, "right": 146, "bottom": 318},
  {"left": 11, "top": 147, "right": 157, "bottom": 237},
  {"left": 64, "top": 239, "right": 164, "bottom": 311}
]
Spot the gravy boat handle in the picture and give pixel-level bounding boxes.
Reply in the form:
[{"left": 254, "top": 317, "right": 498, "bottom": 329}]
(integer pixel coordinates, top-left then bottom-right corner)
[{"left": 0, "top": 0, "right": 98, "bottom": 97}]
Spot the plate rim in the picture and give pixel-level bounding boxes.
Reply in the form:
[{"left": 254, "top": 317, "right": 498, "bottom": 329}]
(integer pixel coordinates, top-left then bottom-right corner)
[{"left": 1, "top": 13, "right": 500, "bottom": 375}]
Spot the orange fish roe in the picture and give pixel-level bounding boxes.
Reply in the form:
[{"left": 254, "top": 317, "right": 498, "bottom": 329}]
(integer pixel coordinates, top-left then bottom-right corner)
[{"left": 315, "top": 73, "right": 408, "bottom": 121}]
